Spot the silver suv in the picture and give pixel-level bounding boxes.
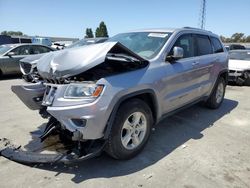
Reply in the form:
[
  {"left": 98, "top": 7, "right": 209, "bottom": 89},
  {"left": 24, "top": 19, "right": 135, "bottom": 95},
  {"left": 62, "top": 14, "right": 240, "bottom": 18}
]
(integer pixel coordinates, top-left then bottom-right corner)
[{"left": 10, "top": 27, "right": 228, "bottom": 162}]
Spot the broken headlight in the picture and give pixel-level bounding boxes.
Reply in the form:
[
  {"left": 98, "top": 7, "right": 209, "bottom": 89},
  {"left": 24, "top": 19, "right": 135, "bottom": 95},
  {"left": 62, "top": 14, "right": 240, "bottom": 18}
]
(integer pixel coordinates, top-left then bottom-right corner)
[{"left": 64, "top": 84, "right": 104, "bottom": 98}]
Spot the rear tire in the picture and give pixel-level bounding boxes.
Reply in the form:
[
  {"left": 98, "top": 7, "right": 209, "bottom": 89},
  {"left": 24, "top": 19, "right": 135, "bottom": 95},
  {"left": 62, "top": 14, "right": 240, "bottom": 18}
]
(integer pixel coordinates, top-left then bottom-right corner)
[
  {"left": 205, "top": 77, "right": 226, "bottom": 109},
  {"left": 106, "top": 98, "right": 153, "bottom": 160}
]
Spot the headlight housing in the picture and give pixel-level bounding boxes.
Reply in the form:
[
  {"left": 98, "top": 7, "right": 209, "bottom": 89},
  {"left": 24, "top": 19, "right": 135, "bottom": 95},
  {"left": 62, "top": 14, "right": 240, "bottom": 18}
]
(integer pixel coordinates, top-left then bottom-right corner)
[{"left": 64, "top": 84, "right": 104, "bottom": 99}]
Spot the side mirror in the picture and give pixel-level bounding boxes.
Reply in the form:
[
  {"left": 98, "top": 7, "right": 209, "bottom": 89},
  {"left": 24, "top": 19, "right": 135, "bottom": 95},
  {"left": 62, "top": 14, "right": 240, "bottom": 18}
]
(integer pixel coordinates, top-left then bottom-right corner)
[
  {"left": 7, "top": 52, "right": 15, "bottom": 57},
  {"left": 166, "top": 46, "right": 184, "bottom": 62}
]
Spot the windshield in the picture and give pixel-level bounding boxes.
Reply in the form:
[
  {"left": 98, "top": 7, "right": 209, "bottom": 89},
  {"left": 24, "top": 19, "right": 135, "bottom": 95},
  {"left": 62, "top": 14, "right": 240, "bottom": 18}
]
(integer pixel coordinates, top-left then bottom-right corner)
[
  {"left": 67, "top": 39, "right": 94, "bottom": 49},
  {"left": 0, "top": 45, "right": 12, "bottom": 55},
  {"left": 229, "top": 51, "right": 250, "bottom": 61},
  {"left": 108, "top": 32, "right": 171, "bottom": 59}
]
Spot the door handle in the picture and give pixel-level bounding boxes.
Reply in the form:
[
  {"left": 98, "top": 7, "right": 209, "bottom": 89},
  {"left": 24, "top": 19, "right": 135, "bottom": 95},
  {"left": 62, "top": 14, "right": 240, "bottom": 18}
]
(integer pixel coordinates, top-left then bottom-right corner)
[{"left": 192, "top": 61, "right": 199, "bottom": 66}]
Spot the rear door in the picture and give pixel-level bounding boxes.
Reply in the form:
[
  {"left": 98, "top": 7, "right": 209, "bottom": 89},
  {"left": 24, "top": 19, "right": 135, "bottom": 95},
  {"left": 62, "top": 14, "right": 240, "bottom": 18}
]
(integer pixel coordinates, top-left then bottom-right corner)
[
  {"left": 29, "top": 45, "right": 53, "bottom": 54},
  {"left": 162, "top": 34, "right": 202, "bottom": 113}
]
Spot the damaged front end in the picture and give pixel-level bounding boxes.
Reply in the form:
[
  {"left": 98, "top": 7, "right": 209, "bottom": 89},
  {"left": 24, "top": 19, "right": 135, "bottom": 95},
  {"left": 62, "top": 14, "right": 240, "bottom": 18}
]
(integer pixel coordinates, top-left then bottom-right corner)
[{"left": 0, "top": 42, "right": 148, "bottom": 164}]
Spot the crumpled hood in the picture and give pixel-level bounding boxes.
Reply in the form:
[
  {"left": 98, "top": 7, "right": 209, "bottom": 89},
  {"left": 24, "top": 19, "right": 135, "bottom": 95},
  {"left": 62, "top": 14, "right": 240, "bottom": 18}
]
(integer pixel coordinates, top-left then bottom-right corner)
[
  {"left": 20, "top": 53, "right": 46, "bottom": 65},
  {"left": 229, "top": 59, "right": 250, "bottom": 70},
  {"left": 37, "top": 42, "right": 145, "bottom": 79}
]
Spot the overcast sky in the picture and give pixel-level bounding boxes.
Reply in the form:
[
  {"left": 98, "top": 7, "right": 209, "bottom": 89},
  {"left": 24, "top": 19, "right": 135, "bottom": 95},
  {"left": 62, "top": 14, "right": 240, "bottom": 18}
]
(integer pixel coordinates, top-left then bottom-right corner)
[{"left": 0, "top": 0, "right": 250, "bottom": 39}]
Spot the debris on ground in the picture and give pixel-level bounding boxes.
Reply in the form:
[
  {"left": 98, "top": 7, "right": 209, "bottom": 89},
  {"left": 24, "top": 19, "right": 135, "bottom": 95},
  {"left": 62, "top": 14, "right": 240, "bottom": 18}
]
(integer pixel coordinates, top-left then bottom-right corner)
[{"left": 182, "top": 144, "right": 187, "bottom": 149}]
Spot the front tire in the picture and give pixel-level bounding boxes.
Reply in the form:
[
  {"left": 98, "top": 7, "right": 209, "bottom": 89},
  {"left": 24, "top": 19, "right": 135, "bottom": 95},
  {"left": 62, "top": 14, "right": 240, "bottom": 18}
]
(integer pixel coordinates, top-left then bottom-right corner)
[
  {"left": 205, "top": 77, "right": 226, "bottom": 109},
  {"left": 106, "top": 98, "right": 153, "bottom": 160}
]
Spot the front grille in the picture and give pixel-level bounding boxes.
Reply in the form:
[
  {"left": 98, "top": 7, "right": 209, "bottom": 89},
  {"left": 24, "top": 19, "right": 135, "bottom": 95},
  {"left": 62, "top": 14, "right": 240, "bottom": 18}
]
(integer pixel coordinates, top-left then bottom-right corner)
[
  {"left": 45, "top": 78, "right": 70, "bottom": 84},
  {"left": 42, "top": 85, "right": 57, "bottom": 106},
  {"left": 20, "top": 62, "right": 32, "bottom": 74}
]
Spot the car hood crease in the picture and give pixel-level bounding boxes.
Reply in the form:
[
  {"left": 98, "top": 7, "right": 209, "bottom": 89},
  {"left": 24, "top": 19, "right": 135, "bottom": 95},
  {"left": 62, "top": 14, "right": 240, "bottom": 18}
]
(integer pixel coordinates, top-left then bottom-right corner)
[{"left": 37, "top": 42, "right": 147, "bottom": 79}]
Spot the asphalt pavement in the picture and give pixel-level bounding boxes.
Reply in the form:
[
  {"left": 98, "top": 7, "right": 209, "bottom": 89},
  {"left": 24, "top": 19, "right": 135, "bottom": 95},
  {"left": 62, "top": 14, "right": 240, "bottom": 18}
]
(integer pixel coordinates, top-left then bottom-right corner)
[{"left": 0, "top": 77, "right": 249, "bottom": 188}]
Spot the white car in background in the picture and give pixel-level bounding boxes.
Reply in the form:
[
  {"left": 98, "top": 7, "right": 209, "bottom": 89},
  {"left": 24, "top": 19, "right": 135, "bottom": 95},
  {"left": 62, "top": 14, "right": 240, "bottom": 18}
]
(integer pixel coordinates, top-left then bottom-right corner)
[{"left": 228, "top": 50, "right": 250, "bottom": 85}]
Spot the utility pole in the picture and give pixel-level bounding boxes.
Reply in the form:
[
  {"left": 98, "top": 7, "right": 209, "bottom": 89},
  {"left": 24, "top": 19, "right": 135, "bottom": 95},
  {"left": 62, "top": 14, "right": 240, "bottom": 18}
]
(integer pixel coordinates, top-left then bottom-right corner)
[{"left": 199, "top": 0, "right": 206, "bottom": 29}]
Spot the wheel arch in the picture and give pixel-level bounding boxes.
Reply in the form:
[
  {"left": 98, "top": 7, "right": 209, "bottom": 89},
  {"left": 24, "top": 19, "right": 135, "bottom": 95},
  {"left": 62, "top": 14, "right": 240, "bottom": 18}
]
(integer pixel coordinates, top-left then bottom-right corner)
[
  {"left": 219, "top": 69, "right": 228, "bottom": 84},
  {"left": 103, "top": 89, "right": 158, "bottom": 139},
  {"left": 207, "top": 69, "right": 228, "bottom": 101}
]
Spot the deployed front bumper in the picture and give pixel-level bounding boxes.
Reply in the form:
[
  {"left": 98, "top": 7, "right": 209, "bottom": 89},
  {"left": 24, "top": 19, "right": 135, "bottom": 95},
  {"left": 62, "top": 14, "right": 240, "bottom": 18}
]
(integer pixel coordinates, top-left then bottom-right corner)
[
  {"left": 0, "top": 138, "right": 105, "bottom": 164},
  {"left": 47, "top": 101, "right": 110, "bottom": 140},
  {"left": 11, "top": 82, "right": 112, "bottom": 140}
]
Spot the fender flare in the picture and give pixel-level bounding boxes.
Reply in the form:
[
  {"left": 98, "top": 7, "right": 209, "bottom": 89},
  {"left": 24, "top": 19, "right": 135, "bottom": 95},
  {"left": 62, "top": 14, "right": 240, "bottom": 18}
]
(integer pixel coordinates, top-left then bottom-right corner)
[
  {"left": 103, "top": 89, "right": 158, "bottom": 139},
  {"left": 207, "top": 69, "right": 228, "bottom": 100},
  {"left": 218, "top": 69, "right": 229, "bottom": 84}
]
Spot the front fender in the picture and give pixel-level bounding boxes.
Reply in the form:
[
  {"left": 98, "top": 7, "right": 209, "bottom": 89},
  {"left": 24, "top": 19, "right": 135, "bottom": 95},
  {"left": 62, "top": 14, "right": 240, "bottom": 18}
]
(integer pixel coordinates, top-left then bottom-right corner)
[{"left": 103, "top": 89, "right": 159, "bottom": 139}]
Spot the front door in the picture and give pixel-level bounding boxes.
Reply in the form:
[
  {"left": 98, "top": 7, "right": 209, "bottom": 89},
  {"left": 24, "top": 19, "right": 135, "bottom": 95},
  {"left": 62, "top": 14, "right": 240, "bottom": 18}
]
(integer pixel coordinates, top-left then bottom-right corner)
[
  {"left": 162, "top": 34, "right": 202, "bottom": 113},
  {"left": 2, "top": 45, "right": 31, "bottom": 74}
]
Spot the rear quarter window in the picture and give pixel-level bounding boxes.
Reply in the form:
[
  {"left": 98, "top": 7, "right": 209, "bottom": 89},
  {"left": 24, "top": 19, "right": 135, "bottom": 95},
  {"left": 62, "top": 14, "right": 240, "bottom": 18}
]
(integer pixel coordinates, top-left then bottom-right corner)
[
  {"left": 196, "top": 35, "right": 213, "bottom": 56},
  {"left": 211, "top": 37, "right": 224, "bottom": 53}
]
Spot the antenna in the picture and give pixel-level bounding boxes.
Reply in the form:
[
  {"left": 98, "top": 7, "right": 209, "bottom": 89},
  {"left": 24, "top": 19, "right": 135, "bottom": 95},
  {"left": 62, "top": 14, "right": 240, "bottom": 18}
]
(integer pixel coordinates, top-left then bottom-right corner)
[{"left": 199, "top": 0, "right": 206, "bottom": 29}]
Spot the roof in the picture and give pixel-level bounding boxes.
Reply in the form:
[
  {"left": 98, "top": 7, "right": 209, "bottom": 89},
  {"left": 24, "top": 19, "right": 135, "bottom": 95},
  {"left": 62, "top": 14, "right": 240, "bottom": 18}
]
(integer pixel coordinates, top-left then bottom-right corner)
[{"left": 127, "top": 27, "right": 215, "bottom": 35}]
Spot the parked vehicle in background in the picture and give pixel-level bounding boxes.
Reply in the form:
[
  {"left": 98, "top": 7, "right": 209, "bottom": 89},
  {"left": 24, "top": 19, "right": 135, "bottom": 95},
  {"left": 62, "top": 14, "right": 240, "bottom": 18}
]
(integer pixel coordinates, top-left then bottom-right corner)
[
  {"left": 225, "top": 44, "right": 246, "bottom": 51},
  {"left": 0, "top": 43, "right": 55, "bottom": 76},
  {"left": 6, "top": 27, "right": 228, "bottom": 164},
  {"left": 12, "top": 36, "right": 32, "bottom": 44},
  {"left": 20, "top": 38, "right": 108, "bottom": 82},
  {"left": 66, "top": 37, "right": 108, "bottom": 49},
  {"left": 0, "top": 35, "right": 32, "bottom": 45},
  {"left": 32, "top": 37, "right": 52, "bottom": 46},
  {"left": 228, "top": 50, "right": 250, "bottom": 85},
  {"left": 0, "top": 35, "right": 13, "bottom": 45},
  {"left": 51, "top": 41, "right": 73, "bottom": 50}
]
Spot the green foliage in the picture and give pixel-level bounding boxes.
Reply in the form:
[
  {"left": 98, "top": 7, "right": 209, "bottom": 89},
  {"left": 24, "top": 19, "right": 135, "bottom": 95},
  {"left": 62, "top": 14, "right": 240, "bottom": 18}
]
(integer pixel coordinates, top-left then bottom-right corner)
[
  {"left": 1, "top": 30, "right": 24, "bottom": 36},
  {"left": 95, "top": 21, "right": 109, "bottom": 38},
  {"left": 245, "top": 36, "right": 250, "bottom": 43},
  {"left": 95, "top": 27, "right": 101, "bottom": 38},
  {"left": 220, "top": 33, "right": 250, "bottom": 43},
  {"left": 85, "top": 28, "right": 94, "bottom": 38}
]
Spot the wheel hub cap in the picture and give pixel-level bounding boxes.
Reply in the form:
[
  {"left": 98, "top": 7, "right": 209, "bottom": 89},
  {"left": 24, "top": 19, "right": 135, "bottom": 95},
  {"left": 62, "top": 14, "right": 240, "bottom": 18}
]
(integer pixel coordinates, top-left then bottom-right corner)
[
  {"left": 216, "top": 82, "right": 224, "bottom": 104},
  {"left": 121, "top": 112, "right": 147, "bottom": 150}
]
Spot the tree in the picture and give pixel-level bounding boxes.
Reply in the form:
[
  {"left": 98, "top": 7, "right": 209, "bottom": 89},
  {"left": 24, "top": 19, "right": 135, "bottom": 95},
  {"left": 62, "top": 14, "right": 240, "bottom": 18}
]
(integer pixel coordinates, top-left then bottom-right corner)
[
  {"left": 85, "top": 28, "right": 94, "bottom": 38},
  {"left": 245, "top": 35, "right": 250, "bottom": 43},
  {"left": 95, "top": 21, "right": 109, "bottom": 37},
  {"left": 1, "top": 31, "right": 24, "bottom": 36},
  {"left": 1, "top": 31, "right": 8, "bottom": 35},
  {"left": 231, "top": 33, "right": 245, "bottom": 43},
  {"left": 220, "top": 35, "right": 226, "bottom": 43},
  {"left": 95, "top": 27, "right": 101, "bottom": 37}
]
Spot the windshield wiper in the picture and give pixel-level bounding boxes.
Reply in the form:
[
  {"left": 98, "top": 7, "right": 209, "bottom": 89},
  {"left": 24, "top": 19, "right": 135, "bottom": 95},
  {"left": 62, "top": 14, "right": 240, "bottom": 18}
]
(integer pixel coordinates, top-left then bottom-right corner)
[{"left": 106, "top": 53, "right": 140, "bottom": 63}]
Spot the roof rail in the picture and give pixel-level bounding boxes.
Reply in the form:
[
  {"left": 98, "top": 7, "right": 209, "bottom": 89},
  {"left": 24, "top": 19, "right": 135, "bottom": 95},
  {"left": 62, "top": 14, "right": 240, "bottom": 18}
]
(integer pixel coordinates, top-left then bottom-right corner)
[{"left": 182, "top": 27, "right": 212, "bottom": 33}]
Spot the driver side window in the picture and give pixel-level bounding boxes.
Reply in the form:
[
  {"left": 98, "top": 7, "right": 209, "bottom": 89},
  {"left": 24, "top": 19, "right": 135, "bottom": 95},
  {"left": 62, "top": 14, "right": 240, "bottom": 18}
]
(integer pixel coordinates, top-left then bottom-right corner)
[
  {"left": 169, "top": 34, "right": 195, "bottom": 58},
  {"left": 11, "top": 46, "right": 30, "bottom": 55}
]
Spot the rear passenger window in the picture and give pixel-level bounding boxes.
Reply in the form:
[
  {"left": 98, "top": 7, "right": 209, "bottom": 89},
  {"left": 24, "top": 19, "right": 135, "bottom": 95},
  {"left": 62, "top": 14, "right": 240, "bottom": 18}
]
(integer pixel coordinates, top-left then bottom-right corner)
[
  {"left": 30, "top": 46, "right": 52, "bottom": 54},
  {"left": 170, "top": 34, "right": 196, "bottom": 58},
  {"left": 196, "top": 35, "right": 212, "bottom": 56},
  {"left": 211, "top": 37, "right": 224, "bottom": 53}
]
